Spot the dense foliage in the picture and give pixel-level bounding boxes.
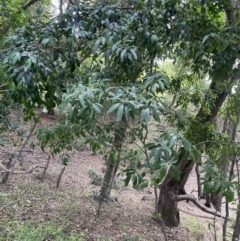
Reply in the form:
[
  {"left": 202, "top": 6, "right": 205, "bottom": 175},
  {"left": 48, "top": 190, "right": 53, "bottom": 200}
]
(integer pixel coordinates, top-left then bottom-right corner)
[{"left": 1, "top": 0, "right": 240, "bottom": 238}]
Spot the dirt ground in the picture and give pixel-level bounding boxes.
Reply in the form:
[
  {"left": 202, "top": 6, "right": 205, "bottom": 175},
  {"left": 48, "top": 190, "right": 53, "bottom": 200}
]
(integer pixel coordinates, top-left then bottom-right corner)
[{"left": 0, "top": 114, "right": 234, "bottom": 241}]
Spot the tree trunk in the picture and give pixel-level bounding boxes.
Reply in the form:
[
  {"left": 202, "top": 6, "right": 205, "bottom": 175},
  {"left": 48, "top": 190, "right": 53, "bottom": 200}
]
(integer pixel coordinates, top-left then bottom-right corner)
[
  {"left": 158, "top": 184, "right": 180, "bottom": 227},
  {"left": 195, "top": 164, "right": 202, "bottom": 198},
  {"left": 157, "top": 0, "right": 237, "bottom": 227},
  {"left": 211, "top": 192, "right": 222, "bottom": 212},
  {"left": 233, "top": 210, "right": 240, "bottom": 241},
  {"left": 158, "top": 63, "right": 234, "bottom": 226},
  {"left": 97, "top": 116, "right": 128, "bottom": 213},
  {"left": 158, "top": 154, "right": 194, "bottom": 226}
]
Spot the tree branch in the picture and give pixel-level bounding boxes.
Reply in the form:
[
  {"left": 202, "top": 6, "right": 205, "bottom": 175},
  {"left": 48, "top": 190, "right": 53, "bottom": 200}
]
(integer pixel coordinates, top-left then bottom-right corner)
[
  {"left": 176, "top": 194, "right": 225, "bottom": 219},
  {"left": 22, "top": 0, "right": 40, "bottom": 10},
  {"left": 0, "top": 162, "right": 47, "bottom": 174}
]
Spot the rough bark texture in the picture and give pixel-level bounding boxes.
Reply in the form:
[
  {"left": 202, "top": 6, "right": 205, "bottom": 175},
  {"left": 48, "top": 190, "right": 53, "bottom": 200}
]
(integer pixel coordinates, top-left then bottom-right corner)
[
  {"left": 211, "top": 192, "right": 222, "bottom": 212},
  {"left": 195, "top": 164, "right": 202, "bottom": 198},
  {"left": 232, "top": 207, "right": 240, "bottom": 240},
  {"left": 158, "top": 155, "right": 194, "bottom": 226},
  {"left": 158, "top": 185, "right": 180, "bottom": 227}
]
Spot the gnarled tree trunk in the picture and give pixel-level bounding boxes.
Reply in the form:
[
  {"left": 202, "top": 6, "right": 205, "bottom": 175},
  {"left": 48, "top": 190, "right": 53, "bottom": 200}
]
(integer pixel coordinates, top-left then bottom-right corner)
[{"left": 158, "top": 53, "right": 236, "bottom": 226}]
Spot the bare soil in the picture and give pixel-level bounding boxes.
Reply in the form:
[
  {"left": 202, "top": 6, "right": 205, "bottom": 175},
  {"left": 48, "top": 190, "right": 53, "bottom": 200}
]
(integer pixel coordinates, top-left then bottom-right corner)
[{"left": 0, "top": 114, "right": 234, "bottom": 241}]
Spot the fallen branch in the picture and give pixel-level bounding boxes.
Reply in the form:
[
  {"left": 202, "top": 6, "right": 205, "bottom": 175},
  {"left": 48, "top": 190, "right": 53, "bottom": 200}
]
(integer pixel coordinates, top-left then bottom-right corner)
[
  {"left": 0, "top": 162, "right": 47, "bottom": 174},
  {"left": 176, "top": 194, "right": 225, "bottom": 219}
]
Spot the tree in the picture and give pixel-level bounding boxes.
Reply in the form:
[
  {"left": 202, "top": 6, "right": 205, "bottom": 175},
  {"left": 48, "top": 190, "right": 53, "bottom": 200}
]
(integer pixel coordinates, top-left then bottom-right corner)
[
  {"left": 0, "top": 0, "right": 51, "bottom": 183},
  {"left": 1, "top": 0, "right": 240, "bottom": 232},
  {"left": 158, "top": 0, "right": 240, "bottom": 227}
]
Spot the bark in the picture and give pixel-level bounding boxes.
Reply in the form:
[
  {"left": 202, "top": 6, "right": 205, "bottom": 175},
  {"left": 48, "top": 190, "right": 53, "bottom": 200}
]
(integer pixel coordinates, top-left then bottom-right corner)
[
  {"left": 233, "top": 210, "right": 240, "bottom": 241},
  {"left": 195, "top": 164, "right": 202, "bottom": 198},
  {"left": 176, "top": 195, "right": 224, "bottom": 219},
  {"left": 154, "top": 187, "right": 168, "bottom": 241},
  {"left": 158, "top": 184, "right": 180, "bottom": 227},
  {"left": 41, "top": 155, "right": 50, "bottom": 182},
  {"left": 205, "top": 195, "right": 211, "bottom": 208},
  {"left": 211, "top": 192, "right": 222, "bottom": 212},
  {"left": 56, "top": 166, "right": 66, "bottom": 188},
  {"left": 231, "top": 89, "right": 240, "bottom": 241},
  {"left": 158, "top": 154, "right": 194, "bottom": 226}
]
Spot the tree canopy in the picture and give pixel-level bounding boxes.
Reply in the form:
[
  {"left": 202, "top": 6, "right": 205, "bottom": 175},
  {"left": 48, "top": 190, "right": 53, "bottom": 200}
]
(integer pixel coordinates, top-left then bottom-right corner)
[{"left": 1, "top": 0, "right": 240, "bottom": 239}]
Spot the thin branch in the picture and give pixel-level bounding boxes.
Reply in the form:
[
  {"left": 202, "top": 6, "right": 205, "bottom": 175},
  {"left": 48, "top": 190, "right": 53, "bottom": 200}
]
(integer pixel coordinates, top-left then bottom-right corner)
[
  {"left": 176, "top": 194, "right": 225, "bottom": 219},
  {"left": 41, "top": 155, "right": 51, "bottom": 182},
  {"left": 0, "top": 162, "right": 47, "bottom": 174},
  {"left": 56, "top": 166, "right": 66, "bottom": 188},
  {"left": 22, "top": 0, "right": 40, "bottom": 10}
]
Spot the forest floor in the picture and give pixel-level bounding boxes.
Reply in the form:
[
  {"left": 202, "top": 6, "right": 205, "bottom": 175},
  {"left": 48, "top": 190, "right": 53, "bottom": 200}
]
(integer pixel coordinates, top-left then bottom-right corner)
[{"left": 0, "top": 113, "right": 235, "bottom": 241}]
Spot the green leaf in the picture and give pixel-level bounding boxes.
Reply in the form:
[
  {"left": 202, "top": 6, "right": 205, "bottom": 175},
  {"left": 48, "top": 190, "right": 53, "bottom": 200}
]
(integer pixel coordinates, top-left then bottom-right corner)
[
  {"left": 130, "top": 48, "right": 137, "bottom": 60},
  {"left": 125, "top": 174, "right": 131, "bottom": 186},
  {"left": 151, "top": 106, "right": 160, "bottom": 122},
  {"left": 157, "top": 80, "right": 164, "bottom": 90},
  {"left": 181, "top": 136, "right": 191, "bottom": 153},
  {"left": 140, "top": 180, "right": 148, "bottom": 189},
  {"left": 30, "top": 56, "right": 37, "bottom": 64},
  {"left": 107, "top": 103, "right": 121, "bottom": 114},
  {"left": 93, "top": 39, "right": 101, "bottom": 53},
  {"left": 131, "top": 174, "right": 137, "bottom": 186},
  {"left": 213, "top": 181, "right": 222, "bottom": 194},
  {"left": 120, "top": 49, "right": 128, "bottom": 62},
  {"left": 192, "top": 147, "right": 201, "bottom": 165},
  {"left": 141, "top": 108, "right": 150, "bottom": 123},
  {"left": 171, "top": 165, "right": 181, "bottom": 181},
  {"left": 204, "top": 181, "right": 212, "bottom": 194},
  {"left": 67, "top": 103, "right": 73, "bottom": 117},
  {"left": 92, "top": 103, "right": 102, "bottom": 113},
  {"left": 151, "top": 34, "right": 158, "bottom": 42},
  {"left": 124, "top": 106, "right": 129, "bottom": 120},
  {"left": 154, "top": 147, "right": 161, "bottom": 163},
  {"left": 116, "top": 105, "right": 124, "bottom": 122},
  {"left": 42, "top": 38, "right": 49, "bottom": 45},
  {"left": 159, "top": 165, "right": 167, "bottom": 183},
  {"left": 225, "top": 191, "right": 234, "bottom": 202}
]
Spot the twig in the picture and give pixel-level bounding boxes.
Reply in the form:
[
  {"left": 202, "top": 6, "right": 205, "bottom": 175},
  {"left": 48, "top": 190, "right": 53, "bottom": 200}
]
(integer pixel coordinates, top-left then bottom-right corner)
[
  {"left": 56, "top": 166, "right": 66, "bottom": 188},
  {"left": 0, "top": 162, "right": 47, "bottom": 174},
  {"left": 41, "top": 155, "right": 51, "bottom": 182},
  {"left": 22, "top": 0, "right": 40, "bottom": 10}
]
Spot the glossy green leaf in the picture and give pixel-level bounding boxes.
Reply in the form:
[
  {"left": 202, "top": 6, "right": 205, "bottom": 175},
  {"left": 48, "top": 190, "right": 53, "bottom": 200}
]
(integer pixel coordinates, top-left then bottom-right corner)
[
  {"left": 120, "top": 48, "right": 127, "bottom": 62},
  {"left": 107, "top": 103, "right": 121, "bottom": 114},
  {"left": 141, "top": 108, "right": 150, "bottom": 123},
  {"left": 159, "top": 165, "right": 167, "bottom": 183},
  {"left": 171, "top": 165, "right": 181, "bottom": 181},
  {"left": 116, "top": 105, "right": 124, "bottom": 122}
]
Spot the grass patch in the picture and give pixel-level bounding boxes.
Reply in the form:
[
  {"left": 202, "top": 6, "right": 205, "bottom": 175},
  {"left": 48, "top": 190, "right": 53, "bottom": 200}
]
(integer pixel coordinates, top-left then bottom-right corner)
[
  {"left": 0, "top": 184, "right": 85, "bottom": 241},
  {"left": 184, "top": 216, "right": 205, "bottom": 241},
  {"left": 0, "top": 220, "right": 85, "bottom": 241}
]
